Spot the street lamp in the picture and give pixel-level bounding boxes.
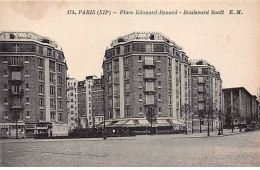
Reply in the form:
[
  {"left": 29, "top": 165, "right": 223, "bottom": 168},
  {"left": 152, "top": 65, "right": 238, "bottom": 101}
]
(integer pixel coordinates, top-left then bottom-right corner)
[{"left": 207, "top": 114, "right": 210, "bottom": 136}]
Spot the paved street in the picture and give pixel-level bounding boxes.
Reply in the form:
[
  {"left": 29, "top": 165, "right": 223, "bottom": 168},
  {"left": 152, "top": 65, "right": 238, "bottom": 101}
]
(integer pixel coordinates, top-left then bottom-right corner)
[{"left": 1, "top": 130, "right": 260, "bottom": 167}]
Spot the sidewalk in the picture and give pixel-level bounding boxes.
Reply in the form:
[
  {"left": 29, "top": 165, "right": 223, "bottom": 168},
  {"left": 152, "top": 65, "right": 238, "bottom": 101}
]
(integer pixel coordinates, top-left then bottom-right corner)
[{"left": 179, "top": 128, "right": 243, "bottom": 138}]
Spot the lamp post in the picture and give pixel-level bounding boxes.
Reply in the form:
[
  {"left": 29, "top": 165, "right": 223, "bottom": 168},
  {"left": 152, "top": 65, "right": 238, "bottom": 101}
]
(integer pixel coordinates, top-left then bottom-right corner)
[
  {"left": 15, "top": 111, "right": 18, "bottom": 139},
  {"left": 191, "top": 113, "right": 194, "bottom": 134},
  {"left": 207, "top": 114, "right": 210, "bottom": 136},
  {"left": 199, "top": 111, "right": 202, "bottom": 133},
  {"left": 103, "top": 111, "right": 106, "bottom": 140},
  {"left": 218, "top": 110, "right": 221, "bottom": 135}
]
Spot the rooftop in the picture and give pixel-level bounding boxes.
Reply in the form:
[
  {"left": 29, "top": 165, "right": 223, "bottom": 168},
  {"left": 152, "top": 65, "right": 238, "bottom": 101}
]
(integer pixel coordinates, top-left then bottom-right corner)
[
  {"left": 0, "top": 31, "right": 59, "bottom": 48},
  {"left": 109, "top": 31, "right": 183, "bottom": 50}
]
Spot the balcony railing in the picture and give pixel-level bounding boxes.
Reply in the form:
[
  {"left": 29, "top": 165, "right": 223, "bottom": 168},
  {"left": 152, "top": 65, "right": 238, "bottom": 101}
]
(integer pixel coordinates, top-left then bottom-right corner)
[
  {"left": 197, "top": 79, "right": 206, "bottom": 84},
  {"left": 144, "top": 101, "right": 157, "bottom": 106},
  {"left": 143, "top": 73, "right": 156, "bottom": 80},
  {"left": 8, "top": 89, "right": 24, "bottom": 96},
  {"left": 198, "top": 89, "right": 206, "bottom": 93},
  {"left": 8, "top": 78, "right": 24, "bottom": 84},
  {"left": 144, "top": 87, "right": 157, "bottom": 94},
  {"left": 8, "top": 61, "right": 24, "bottom": 70},
  {"left": 143, "top": 60, "right": 156, "bottom": 68},
  {"left": 9, "top": 104, "right": 24, "bottom": 110}
]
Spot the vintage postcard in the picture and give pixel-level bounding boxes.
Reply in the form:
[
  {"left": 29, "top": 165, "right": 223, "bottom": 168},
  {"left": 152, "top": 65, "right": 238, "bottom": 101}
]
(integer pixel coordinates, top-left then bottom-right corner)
[{"left": 0, "top": 0, "right": 259, "bottom": 167}]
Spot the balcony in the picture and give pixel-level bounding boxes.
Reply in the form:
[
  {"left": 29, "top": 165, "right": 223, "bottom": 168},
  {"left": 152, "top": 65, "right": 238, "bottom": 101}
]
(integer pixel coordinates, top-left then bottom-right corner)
[
  {"left": 8, "top": 78, "right": 24, "bottom": 85},
  {"left": 143, "top": 60, "right": 156, "bottom": 68},
  {"left": 198, "top": 89, "right": 206, "bottom": 93},
  {"left": 144, "top": 87, "right": 157, "bottom": 94},
  {"left": 198, "top": 98, "right": 206, "bottom": 102},
  {"left": 114, "top": 104, "right": 120, "bottom": 110},
  {"left": 143, "top": 73, "right": 157, "bottom": 81},
  {"left": 197, "top": 79, "right": 206, "bottom": 84},
  {"left": 8, "top": 89, "right": 24, "bottom": 96},
  {"left": 9, "top": 104, "right": 24, "bottom": 110},
  {"left": 8, "top": 61, "right": 24, "bottom": 70},
  {"left": 144, "top": 101, "right": 157, "bottom": 106}
]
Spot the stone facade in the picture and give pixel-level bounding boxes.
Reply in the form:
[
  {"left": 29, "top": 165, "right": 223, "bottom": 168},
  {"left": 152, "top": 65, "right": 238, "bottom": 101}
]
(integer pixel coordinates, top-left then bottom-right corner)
[
  {"left": 102, "top": 32, "right": 191, "bottom": 129},
  {"left": 0, "top": 31, "right": 68, "bottom": 138}
]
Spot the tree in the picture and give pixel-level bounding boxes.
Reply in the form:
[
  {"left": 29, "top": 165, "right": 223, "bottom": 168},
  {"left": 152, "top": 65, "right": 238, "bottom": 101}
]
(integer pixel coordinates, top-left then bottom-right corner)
[{"left": 146, "top": 107, "right": 157, "bottom": 135}]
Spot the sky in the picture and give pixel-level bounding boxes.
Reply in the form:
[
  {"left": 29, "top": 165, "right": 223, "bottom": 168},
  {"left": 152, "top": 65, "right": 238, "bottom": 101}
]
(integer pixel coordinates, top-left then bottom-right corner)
[{"left": 0, "top": 0, "right": 259, "bottom": 95}]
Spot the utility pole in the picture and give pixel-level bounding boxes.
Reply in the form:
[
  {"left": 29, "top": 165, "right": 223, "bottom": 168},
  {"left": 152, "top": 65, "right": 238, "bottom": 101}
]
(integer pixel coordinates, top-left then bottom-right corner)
[{"left": 207, "top": 113, "right": 210, "bottom": 136}]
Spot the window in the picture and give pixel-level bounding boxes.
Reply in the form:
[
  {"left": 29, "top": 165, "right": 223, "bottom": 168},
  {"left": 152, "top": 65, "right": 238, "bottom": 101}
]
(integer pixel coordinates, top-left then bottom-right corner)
[
  {"left": 26, "top": 83, "right": 29, "bottom": 89},
  {"left": 125, "top": 82, "right": 129, "bottom": 92},
  {"left": 38, "top": 58, "right": 44, "bottom": 67},
  {"left": 108, "top": 63, "right": 112, "bottom": 71},
  {"left": 11, "top": 71, "right": 21, "bottom": 80},
  {"left": 51, "top": 112, "right": 55, "bottom": 120},
  {"left": 59, "top": 113, "right": 63, "bottom": 121},
  {"left": 108, "top": 74, "right": 112, "bottom": 83},
  {"left": 26, "top": 111, "right": 30, "bottom": 117},
  {"left": 145, "top": 82, "right": 154, "bottom": 91},
  {"left": 138, "top": 68, "right": 142, "bottom": 74},
  {"left": 125, "top": 70, "right": 129, "bottom": 79},
  {"left": 139, "top": 107, "right": 143, "bottom": 113},
  {"left": 154, "top": 44, "right": 164, "bottom": 52},
  {"left": 50, "top": 86, "right": 56, "bottom": 96},
  {"left": 168, "top": 70, "right": 171, "bottom": 79},
  {"left": 158, "top": 94, "right": 161, "bottom": 100},
  {"left": 158, "top": 68, "right": 161, "bottom": 74},
  {"left": 39, "top": 84, "right": 44, "bottom": 93},
  {"left": 144, "top": 56, "right": 153, "bottom": 65},
  {"left": 108, "top": 98, "right": 113, "bottom": 107},
  {"left": 157, "top": 56, "right": 161, "bottom": 62},
  {"left": 124, "top": 57, "right": 129, "bottom": 66},
  {"left": 5, "top": 111, "right": 8, "bottom": 117},
  {"left": 4, "top": 97, "right": 8, "bottom": 103},
  {"left": 10, "top": 56, "right": 21, "bottom": 65},
  {"left": 138, "top": 81, "right": 142, "bottom": 87},
  {"left": 58, "top": 88, "right": 62, "bottom": 96},
  {"left": 126, "top": 95, "right": 130, "bottom": 105},
  {"left": 108, "top": 86, "right": 112, "bottom": 95},
  {"left": 158, "top": 81, "right": 161, "bottom": 87},
  {"left": 114, "top": 72, "right": 119, "bottom": 83},
  {"left": 168, "top": 58, "right": 172, "bottom": 66},
  {"left": 50, "top": 99, "right": 56, "bottom": 109},
  {"left": 138, "top": 55, "right": 142, "bottom": 61},
  {"left": 50, "top": 73, "right": 55, "bottom": 83},
  {"left": 40, "top": 111, "right": 44, "bottom": 120},
  {"left": 39, "top": 71, "right": 44, "bottom": 80},
  {"left": 4, "top": 70, "right": 7, "bottom": 75},
  {"left": 145, "top": 69, "right": 154, "bottom": 78},
  {"left": 3, "top": 56, "right": 7, "bottom": 62},
  {"left": 26, "top": 97, "right": 29, "bottom": 103},
  {"left": 169, "top": 108, "right": 172, "bottom": 117},
  {"left": 39, "top": 98, "right": 44, "bottom": 107},
  {"left": 57, "top": 64, "right": 62, "bottom": 72},
  {"left": 146, "top": 95, "right": 154, "bottom": 104},
  {"left": 169, "top": 95, "right": 172, "bottom": 104},
  {"left": 126, "top": 108, "right": 130, "bottom": 117},
  {"left": 59, "top": 100, "right": 62, "bottom": 109},
  {"left": 58, "top": 76, "right": 62, "bottom": 85},
  {"left": 49, "top": 60, "right": 55, "bottom": 71},
  {"left": 139, "top": 94, "right": 142, "bottom": 100},
  {"left": 159, "top": 107, "right": 162, "bottom": 113},
  {"left": 47, "top": 48, "right": 52, "bottom": 56},
  {"left": 4, "top": 84, "right": 7, "bottom": 89}
]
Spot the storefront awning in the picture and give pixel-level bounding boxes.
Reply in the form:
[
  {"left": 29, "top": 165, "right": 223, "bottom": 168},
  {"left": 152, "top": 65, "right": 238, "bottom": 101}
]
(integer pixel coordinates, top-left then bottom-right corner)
[
  {"left": 157, "top": 119, "right": 172, "bottom": 126},
  {"left": 171, "top": 119, "right": 185, "bottom": 126},
  {"left": 137, "top": 119, "right": 150, "bottom": 126},
  {"left": 115, "top": 120, "right": 128, "bottom": 126},
  {"left": 123, "top": 120, "right": 136, "bottom": 127}
]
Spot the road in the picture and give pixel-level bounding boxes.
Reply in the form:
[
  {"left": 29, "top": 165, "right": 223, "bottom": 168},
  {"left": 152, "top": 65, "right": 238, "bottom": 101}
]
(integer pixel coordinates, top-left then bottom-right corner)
[{"left": 1, "top": 130, "right": 260, "bottom": 167}]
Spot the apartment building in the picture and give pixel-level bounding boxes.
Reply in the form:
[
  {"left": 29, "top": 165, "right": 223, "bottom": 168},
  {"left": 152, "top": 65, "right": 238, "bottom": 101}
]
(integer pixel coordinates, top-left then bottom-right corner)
[
  {"left": 190, "top": 59, "right": 222, "bottom": 130},
  {"left": 67, "top": 78, "right": 78, "bottom": 130},
  {"left": 102, "top": 32, "right": 191, "bottom": 131},
  {"left": 0, "top": 31, "right": 68, "bottom": 138}
]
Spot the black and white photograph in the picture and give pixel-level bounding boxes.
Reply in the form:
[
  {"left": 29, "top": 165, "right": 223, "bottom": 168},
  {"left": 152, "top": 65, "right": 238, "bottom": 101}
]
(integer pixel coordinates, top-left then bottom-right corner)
[{"left": 0, "top": 0, "right": 260, "bottom": 167}]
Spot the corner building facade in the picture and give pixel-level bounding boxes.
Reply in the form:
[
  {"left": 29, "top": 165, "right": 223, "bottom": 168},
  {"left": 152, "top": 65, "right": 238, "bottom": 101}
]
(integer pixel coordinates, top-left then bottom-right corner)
[
  {"left": 103, "top": 32, "right": 191, "bottom": 129},
  {"left": 0, "top": 31, "right": 68, "bottom": 138},
  {"left": 190, "top": 60, "right": 222, "bottom": 131}
]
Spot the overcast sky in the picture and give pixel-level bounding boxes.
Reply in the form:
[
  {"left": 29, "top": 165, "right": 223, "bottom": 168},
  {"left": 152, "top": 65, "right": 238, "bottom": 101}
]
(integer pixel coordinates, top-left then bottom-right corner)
[{"left": 0, "top": 0, "right": 259, "bottom": 95}]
